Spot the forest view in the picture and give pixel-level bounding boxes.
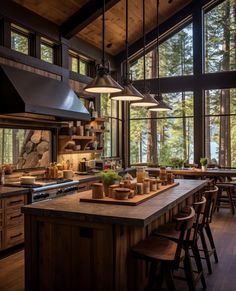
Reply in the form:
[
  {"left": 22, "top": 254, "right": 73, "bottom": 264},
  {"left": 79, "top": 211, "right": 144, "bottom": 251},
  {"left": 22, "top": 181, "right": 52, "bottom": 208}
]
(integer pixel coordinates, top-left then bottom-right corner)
[{"left": 129, "top": 0, "right": 236, "bottom": 167}]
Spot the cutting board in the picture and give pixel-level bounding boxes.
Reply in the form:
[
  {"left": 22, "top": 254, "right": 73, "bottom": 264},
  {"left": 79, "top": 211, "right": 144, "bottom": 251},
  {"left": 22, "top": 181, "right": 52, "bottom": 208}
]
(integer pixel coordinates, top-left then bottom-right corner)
[{"left": 79, "top": 182, "right": 179, "bottom": 206}]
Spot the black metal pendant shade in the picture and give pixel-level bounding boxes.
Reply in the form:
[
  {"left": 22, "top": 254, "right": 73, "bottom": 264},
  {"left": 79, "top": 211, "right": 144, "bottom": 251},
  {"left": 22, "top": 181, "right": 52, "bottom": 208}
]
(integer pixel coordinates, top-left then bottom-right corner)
[
  {"left": 148, "top": 94, "right": 172, "bottom": 111},
  {"left": 110, "top": 79, "right": 143, "bottom": 101},
  {"left": 84, "top": 66, "right": 123, "bottom": 93},
  {"left": 131, "top": 91, "right": 157, "bottom": 106}
]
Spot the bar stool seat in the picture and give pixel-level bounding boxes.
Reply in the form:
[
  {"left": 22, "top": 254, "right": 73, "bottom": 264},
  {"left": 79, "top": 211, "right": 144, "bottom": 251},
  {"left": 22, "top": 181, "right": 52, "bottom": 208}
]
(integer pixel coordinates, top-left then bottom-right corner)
[{"left": 132, "top": 235, "right": 185, "bottom": 262}]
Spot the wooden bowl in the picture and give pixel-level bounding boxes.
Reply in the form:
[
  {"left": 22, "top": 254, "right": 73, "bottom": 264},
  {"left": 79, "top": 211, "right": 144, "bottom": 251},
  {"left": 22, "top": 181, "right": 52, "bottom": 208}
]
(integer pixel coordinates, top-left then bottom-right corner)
[{"left": 115, "top": 188, "right": 130, "bottom": 200}]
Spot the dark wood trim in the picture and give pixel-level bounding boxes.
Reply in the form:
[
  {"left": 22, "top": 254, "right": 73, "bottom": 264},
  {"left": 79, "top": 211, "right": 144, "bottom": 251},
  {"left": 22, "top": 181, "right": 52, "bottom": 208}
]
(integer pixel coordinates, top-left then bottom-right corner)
[{"left": 60, "top": 0, "right": 120, "bottom": 39}]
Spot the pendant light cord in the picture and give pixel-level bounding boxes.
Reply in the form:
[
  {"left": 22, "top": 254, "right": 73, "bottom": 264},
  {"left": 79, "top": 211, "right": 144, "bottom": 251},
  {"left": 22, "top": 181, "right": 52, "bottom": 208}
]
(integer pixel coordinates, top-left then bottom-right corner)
[
  {"left": 125, "top": 0, "right": 129, "bottom": 81},
  {"left": 157, "top": 0, "right": 160, "bottom": 93},
  {"left": 143, "top": 0, "right": 146, "bottom": 91},
  {"left": 102, "top": 0, "right": 105, "bottom": 67}
]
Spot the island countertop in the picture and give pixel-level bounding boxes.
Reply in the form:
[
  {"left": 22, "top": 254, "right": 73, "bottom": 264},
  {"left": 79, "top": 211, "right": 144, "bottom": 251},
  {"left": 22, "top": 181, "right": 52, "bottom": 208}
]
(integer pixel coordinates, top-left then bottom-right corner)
[{"left": 22, "top": 179, "right": 206, "bottom": 227}]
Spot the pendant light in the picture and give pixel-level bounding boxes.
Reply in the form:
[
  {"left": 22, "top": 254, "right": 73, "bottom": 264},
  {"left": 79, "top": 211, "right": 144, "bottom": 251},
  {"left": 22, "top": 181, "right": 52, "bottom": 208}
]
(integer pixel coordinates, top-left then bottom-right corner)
[
  {"left": 110, "top": 0, "right": 144, "bottom": 101},
  {"left": 84, "top": 0, "right": 123, "bottom": 94},
  {"left": 131, "top": 0, "right": 158, "bottom": 107},
  {"left": 148, "top": 0, "right": 172, "bottom": 111}
]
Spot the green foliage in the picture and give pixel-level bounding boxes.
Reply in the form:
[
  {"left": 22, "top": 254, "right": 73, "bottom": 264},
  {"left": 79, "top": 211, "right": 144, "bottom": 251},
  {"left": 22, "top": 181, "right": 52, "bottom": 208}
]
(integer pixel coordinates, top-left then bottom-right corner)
[
  {"left": 170, "top": 158, "right": 184, "bottom": 168},
  {"left": 200, "top": 157, "right": 208, "bottom": 166},
  {"left": 99, "top": 170, "right": 122, "bottom": 185}
]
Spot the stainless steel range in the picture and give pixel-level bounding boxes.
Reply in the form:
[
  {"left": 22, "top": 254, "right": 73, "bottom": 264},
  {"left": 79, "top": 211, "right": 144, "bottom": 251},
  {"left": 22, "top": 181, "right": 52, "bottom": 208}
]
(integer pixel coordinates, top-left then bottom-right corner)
[{"left": 6, "top": 179, "right": 79, "bottom": 203}]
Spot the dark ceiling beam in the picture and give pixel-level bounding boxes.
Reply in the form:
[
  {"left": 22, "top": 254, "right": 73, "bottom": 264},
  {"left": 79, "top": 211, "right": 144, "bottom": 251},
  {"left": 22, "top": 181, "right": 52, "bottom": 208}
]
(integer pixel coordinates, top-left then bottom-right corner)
[
  {"left": 115, "top": 0, "right": 219, "bottom": 63},
  {"left": 60, "top": 0, "right": 120, "bottom": 39}
]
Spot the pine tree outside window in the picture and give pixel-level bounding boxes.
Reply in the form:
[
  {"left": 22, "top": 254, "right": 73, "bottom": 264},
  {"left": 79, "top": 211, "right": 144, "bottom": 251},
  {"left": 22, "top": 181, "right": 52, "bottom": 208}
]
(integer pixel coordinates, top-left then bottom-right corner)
[{"left": 10, "top": 24, "right": 29, "bottom": 55}]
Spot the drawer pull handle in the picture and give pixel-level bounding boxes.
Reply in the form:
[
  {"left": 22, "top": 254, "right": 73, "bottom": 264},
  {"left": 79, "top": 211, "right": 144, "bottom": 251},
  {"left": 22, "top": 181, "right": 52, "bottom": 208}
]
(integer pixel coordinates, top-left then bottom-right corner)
[
  {"left": 10, "top": 214, "right": 23, "bottom": 219},
  {"left": 9, "top": 200, "right": 23, "bottom": 205},
  {"left": 10, "top": 233, "right": 23, "bottom": 239}
]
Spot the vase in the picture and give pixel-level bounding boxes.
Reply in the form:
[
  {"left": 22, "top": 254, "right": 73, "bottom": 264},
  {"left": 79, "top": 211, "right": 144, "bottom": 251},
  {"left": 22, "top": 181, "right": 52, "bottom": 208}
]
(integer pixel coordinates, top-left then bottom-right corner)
[{"left": 201, "top": 166, "right": 207, "bottom": 171}]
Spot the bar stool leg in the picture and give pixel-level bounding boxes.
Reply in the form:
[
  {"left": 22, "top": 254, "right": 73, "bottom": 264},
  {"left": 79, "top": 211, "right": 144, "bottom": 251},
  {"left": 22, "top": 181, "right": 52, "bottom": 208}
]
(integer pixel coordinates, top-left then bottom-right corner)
[
  {"left": 200, "top": 230, "right": 213, "bottom": 274},
  {"left": 192, "top": 245, "right": 207, "bottom": 289},
  {"left": 183, "top": 249, "right": 196, "bottom": 291},
  {"left": 205, "top": 224, "right": 218, "bottom": 263},
  {"left": 229, "top": 188, "right": 235, "bottom": 215}
]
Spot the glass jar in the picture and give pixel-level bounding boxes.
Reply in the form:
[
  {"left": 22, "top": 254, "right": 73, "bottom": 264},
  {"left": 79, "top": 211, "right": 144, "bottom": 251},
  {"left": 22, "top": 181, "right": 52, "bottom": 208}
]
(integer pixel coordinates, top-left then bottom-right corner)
[
  {"left": 143, "top": 178, "right": 150, "bottom": 194},
  {"left": 150, "top": 177, "right": 157, "bottom": 191},
  {"left": 136, "top": 166, "right": 146, "bottom": 183}
]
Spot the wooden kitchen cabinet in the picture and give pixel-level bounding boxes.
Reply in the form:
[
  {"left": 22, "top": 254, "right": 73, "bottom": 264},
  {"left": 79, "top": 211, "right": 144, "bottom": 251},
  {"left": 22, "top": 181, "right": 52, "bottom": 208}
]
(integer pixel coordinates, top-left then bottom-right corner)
[{"left": 0, "top": 193, "right": 27, "bottom": 250}]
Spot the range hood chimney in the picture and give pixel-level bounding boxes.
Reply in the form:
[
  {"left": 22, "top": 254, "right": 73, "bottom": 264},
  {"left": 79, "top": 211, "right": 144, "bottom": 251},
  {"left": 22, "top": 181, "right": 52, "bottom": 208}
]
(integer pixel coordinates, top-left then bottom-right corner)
[{"left": 0, "top": 65, "right": 90, "bottom": 121}]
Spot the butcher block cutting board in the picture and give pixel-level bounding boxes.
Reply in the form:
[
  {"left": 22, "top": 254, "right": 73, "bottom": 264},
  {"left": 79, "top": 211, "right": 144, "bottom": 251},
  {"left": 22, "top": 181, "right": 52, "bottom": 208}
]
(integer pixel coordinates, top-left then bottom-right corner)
[{"left": 79, "top": 182, "right": 179, "bottom": 206}]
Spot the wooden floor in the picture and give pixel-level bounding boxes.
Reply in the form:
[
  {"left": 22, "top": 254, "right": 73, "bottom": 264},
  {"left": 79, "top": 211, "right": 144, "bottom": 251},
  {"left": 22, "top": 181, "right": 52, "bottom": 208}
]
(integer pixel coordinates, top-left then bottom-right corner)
[{"left": 0, "top": 210, "right": 235, "bottom": 291}]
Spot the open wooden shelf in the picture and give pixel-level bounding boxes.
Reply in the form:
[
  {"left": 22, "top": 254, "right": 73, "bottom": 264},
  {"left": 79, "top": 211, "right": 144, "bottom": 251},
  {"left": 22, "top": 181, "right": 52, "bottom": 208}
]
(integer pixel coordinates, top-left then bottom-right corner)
[{"left": 59, "top": 149, "right": 103, "bottom": 154}]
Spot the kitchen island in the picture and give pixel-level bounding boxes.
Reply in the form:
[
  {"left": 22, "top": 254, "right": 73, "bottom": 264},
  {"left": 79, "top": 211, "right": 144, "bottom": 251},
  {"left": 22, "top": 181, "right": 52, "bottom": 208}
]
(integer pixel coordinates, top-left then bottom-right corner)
[{"left": 22, "top": 179, "right": 206, "bottom": 291}]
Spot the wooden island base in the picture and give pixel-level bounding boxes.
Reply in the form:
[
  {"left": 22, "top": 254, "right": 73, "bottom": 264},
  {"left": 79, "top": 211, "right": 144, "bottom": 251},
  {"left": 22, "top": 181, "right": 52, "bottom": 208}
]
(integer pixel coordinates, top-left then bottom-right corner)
[{"left": 22, "top": 179, "right": 206, "bottom": 291}]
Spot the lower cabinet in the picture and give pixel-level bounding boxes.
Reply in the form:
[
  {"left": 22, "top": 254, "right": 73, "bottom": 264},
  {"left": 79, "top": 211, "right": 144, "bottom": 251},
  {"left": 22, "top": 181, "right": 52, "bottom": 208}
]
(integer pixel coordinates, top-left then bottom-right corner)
[{"left": 0, "top": 193, "right": 26, "bottom": 250}]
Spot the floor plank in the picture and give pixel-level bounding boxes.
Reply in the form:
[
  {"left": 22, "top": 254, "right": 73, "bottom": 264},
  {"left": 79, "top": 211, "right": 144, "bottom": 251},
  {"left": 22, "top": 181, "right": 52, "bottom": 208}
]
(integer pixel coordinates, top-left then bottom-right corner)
[{"left": 0, "top": 210, "right": 235, "bottom": 291}]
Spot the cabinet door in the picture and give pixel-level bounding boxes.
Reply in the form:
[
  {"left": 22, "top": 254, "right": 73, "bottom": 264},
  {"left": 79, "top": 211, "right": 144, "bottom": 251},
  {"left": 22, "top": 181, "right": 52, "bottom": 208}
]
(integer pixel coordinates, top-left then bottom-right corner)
[
  {"left": 0, "top": 230, "right": 2, "bottom": 249},
  {"left": 4, "top": 195, "right": 25, "bottom": 209},
  {"left": 0, "top": 210, "right": 3, "bottom": 230},
  {"left": 5, "top": 224, "right": 24, "bottom": 248},
  {"left": 6, "top": 208, "right": 24, "bottom": 227}
]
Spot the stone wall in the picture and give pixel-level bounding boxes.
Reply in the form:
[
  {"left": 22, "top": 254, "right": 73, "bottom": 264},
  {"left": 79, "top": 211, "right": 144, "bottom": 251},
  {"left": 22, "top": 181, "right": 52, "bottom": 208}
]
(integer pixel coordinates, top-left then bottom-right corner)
[{"left": 17, "top": 130, "right": 50, "bottom": 169}]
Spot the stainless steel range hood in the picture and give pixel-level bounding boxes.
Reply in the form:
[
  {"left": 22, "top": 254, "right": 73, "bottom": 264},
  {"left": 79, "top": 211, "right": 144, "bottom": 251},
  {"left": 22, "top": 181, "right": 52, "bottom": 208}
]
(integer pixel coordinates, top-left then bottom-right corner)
[{"left": 0, "top": 64, "right": 91, "bottom": 121}]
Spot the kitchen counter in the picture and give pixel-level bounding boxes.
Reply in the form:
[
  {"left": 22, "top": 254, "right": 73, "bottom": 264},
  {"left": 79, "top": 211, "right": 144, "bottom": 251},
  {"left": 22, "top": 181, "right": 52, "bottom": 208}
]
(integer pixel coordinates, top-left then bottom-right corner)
[
  {"left": 23, "top": 179, "right": 206, "bottom": 291},
  {"left": 22, "top": 179, "right": 206, "bottom": 227},
  {"left": 0, "top": 186, "right": 29, "bottom": 198}
]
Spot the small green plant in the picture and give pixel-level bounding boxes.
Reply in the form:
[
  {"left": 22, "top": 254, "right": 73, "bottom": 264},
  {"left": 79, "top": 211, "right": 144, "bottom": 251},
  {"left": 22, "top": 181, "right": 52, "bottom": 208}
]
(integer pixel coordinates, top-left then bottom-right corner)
[
  {"left": 200, "top": 157, "right": 208, "bottom": 166},
  {"left": 99, "top": 169, "right": 122, "bottom": 185},
  {"left": 170, "top": 158, "right": 184, "bottom": 168}
]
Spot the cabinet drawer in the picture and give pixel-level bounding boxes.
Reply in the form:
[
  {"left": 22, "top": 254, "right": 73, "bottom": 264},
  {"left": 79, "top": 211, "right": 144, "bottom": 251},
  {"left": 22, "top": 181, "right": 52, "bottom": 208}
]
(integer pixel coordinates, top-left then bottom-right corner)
[
  {"left": 6, "top": 209, "right": 24, "bottom": 227},
  {"left": 5, "top": 195, "right": 25, "bottom": 209},
  {"left": 5, "top": 225, "right": 24, "bottom": 248}
]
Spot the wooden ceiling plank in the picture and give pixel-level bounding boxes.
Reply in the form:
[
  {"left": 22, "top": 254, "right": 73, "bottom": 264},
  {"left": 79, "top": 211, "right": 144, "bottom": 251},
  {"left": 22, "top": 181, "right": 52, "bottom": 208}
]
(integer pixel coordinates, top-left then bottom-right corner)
[{"left": 60, "top": 0, "right": 121, "bottom": 39}]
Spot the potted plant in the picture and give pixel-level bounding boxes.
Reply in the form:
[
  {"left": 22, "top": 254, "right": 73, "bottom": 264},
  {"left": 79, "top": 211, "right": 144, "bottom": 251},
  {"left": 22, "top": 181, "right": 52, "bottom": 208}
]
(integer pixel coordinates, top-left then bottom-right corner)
[
  {"left": 99, "top": 170, "right": 122, "bottom": 196},
  {"left": 200, "top": 157, "right": 208, "bottom": 171}
]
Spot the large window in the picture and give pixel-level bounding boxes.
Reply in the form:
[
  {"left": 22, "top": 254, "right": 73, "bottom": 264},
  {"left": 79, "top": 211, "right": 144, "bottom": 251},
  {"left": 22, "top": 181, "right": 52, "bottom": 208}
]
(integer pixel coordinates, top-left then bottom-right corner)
[
  {"left": 159, "top": 23, "right": 193, "bottom": 77},
  {"left": 204, "top": 0, "right": 236, "bottom": 73},
  {"left": 130, "top": 92, "right": 194, "bottom": 166},
  {"left": 205, "top": 88, "right": 236, "bottom": 167},
  {"left": 101, "top": 94, "right": 121, "bottom": 157},
  {"left": 11, "top": 24, "right": 29, "bottom": 55},
  {"left": 130, "top": 23, "right": 193, "bottom": 80}
]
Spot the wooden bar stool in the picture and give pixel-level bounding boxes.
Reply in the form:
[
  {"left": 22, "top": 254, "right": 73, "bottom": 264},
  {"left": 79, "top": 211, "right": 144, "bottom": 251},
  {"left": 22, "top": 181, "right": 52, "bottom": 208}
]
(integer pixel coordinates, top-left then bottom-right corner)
[
  {"left": 215, "top": 183, "right": 235, "bottom": 215},
  {"left": 132, "top": 207, "right": 195, "bottom": 291},
  {"left": 198, "top": 186, "right": 219, "bottom": 274},
  {"left": 152, "top": 196, "right": 207, "bottom": 289}
]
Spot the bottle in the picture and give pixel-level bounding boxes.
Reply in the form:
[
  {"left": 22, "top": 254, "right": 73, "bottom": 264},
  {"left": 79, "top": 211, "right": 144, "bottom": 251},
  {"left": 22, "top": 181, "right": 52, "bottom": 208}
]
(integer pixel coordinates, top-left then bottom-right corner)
[{"left": 88, "top": 101, "right": 95, "bottom": 117}]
